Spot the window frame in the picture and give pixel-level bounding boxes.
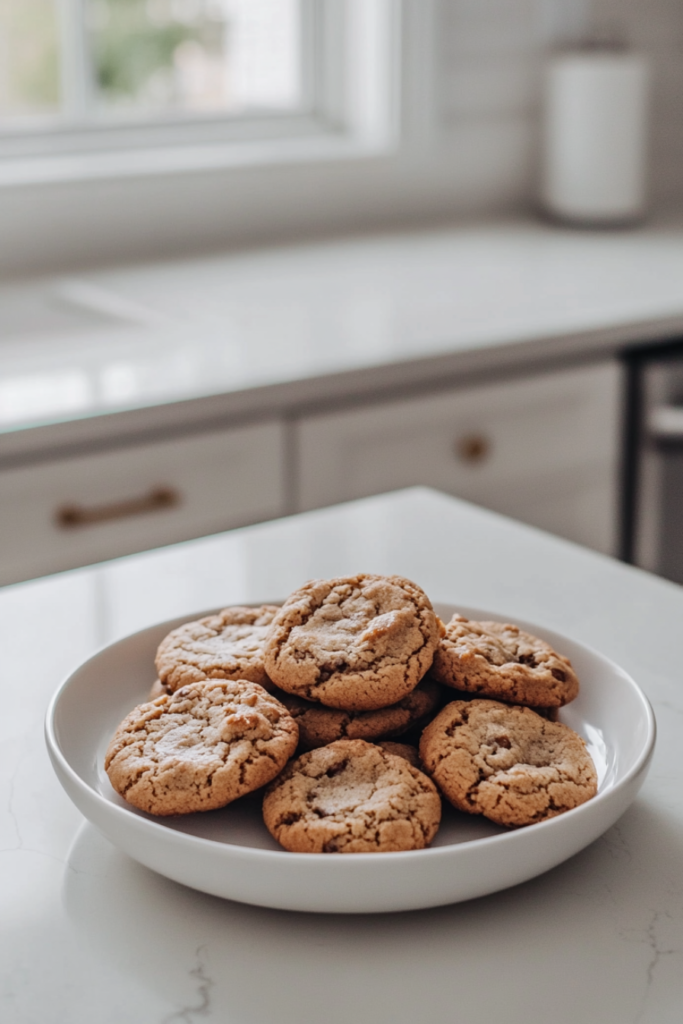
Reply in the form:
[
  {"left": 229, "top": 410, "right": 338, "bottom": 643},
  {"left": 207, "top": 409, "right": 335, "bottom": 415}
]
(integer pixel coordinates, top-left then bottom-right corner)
[
  {"left": 0, "top": 0, "right": 401, "bottom": 183},
  {"left": 0, "top": 1, "right": 447, "bottom": 278}
]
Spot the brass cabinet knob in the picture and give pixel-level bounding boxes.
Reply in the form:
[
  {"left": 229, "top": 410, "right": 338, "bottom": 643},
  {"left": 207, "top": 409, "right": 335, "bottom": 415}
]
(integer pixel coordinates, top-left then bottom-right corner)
[{"left": 455, "top": 434, "right": 491, "bottom": 465}]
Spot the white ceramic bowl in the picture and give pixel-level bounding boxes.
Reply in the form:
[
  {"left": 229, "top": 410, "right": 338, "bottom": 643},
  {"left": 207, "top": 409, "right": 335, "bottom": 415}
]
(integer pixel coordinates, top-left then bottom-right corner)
[{"left": 45, "top": 604, "right": 656, "bottom": 914}]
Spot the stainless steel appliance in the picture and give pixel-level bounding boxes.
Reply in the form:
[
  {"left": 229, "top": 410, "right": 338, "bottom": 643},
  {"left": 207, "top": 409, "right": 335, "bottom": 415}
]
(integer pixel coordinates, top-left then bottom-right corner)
[{"left": 623, "top": 342, "right": 683, "bottom": 584}]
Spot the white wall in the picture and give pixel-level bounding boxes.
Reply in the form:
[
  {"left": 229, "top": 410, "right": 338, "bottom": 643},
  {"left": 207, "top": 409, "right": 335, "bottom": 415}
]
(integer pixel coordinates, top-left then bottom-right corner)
[
  {"left": 438, "top": 0, "right": 542, "bottom": 208},
  {"left": 593, "top": 0, "right": 683, "bottom": 210}
]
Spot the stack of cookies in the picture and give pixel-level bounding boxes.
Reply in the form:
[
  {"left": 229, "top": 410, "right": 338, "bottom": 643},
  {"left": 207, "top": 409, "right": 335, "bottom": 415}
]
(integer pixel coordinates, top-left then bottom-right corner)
[{"left": 104, "top": 573, "right": 597, "bottom": 854}]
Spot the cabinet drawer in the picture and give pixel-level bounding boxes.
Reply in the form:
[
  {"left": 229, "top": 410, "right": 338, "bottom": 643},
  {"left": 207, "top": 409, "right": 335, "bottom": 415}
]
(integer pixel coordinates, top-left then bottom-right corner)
[
  {"left": 296, "top": 362, "right": 622, "bottom": 554},
  {"left": 0, "top": 420, "right": 285, "bottom": 585}
]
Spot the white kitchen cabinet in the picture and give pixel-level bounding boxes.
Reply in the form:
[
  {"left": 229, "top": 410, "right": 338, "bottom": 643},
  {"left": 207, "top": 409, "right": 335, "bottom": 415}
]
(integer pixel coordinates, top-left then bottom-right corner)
[
  {"left": 296, "top": 361, "right": 622, "bottom": 555},
  {"left": 0, "top": 420, "right": 285, "bottom": 586}
]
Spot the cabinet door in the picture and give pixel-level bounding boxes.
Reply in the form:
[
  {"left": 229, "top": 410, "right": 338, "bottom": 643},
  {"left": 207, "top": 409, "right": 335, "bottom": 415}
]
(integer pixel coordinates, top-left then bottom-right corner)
[
  {"left": 296, "top": 362, "right": 622, "bottom": 554},
  {"left": 0, "top": 420, "right": 285, "bottom": 585}
]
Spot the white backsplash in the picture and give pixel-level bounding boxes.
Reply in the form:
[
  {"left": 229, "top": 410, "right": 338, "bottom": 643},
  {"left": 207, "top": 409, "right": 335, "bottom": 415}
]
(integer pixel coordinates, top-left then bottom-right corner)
[
  {"left": 439, "top": 0, "right": 683, "bottom": 211},
  {"left": 595, "top": 0, "right": 683, "bottom": 209}
]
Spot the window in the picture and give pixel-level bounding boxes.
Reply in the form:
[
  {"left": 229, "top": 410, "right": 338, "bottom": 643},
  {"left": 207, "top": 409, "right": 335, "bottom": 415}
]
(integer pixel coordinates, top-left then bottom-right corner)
[
  {"left": 0, "top": 0, "right": 398, "bottom": 172},
  {"left": 0, "top": 1, "right": 442, "bottom": 277},
  {"left": 1, "top": 0, "right": 302, "bottom": 123}
]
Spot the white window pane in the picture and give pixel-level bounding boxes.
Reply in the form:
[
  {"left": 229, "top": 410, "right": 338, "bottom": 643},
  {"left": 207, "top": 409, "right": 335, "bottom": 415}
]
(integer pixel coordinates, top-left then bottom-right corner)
[
  {"left": 223, "top": 0, "right": 301, "bottom": 110},
  {"left": 0, "top": 0, "right": 62, "bottom": 121},
  {"left": 86, "top": 0, "right": 302, "bottom": 119}
]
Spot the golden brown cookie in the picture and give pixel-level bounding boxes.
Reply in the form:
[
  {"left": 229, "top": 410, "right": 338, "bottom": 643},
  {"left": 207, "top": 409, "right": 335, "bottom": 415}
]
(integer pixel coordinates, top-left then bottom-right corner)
[
  {"left": 419, "top": 699, "right": 597, "bottom": 828},
  {"left": 263, "top": 575, "right": 440, "bottom": 711},
  {"left": 277, "top": 677, "right": 442, "bottom": 751},
  {"left": 105, "top": 679, "right": 298, "bottom": 816},
  {"left": 263, "top": 739, "right": 441, "bottom": 853},
  {"left": 155, "top": 605, "right": 280, "bottom": 692},
  {"left": 377, "top": 741, "right": 421, "bottom": 768},
  {"left": 430, "top": 615, "right": 579, "bottom": 708}
]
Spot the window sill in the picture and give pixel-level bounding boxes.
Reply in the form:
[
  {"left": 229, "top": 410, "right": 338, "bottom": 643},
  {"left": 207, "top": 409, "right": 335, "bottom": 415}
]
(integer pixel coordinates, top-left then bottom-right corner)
[{"left": 0, "top": 125, "right": 395, "bottom": 189}]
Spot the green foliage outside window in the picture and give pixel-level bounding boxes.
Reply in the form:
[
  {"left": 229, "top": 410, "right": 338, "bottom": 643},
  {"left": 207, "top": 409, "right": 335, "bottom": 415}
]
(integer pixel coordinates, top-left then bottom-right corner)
[{"left": 88, "top": 0, "right": 225, "bottom": 107}]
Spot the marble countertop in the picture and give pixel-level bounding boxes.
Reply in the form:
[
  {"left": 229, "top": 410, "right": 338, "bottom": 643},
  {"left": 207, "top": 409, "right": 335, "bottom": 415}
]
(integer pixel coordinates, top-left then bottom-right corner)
[
  {"left": 3, "top": 218, "right": 683, "bottom": 460},
  {"left": 2, "top": 486, "right": 683, "bottom": 1023}
]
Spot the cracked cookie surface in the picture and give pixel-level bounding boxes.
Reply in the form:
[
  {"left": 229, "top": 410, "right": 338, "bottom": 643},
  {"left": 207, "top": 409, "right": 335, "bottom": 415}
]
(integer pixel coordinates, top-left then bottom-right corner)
[
  {"left": 263, "top": 739, "right": 441, "bottom": 853},
  {"left": 263, "top": 575, "right": 440, "bottom": 711},
  {"left": 105, "top": 679, "right": 298, "bottom": 816},
  {"left": 431, "top": 615, "right": 579, "bottom": 708},
  {"left": 277, "top": 677, "right": 442, "bottom": 751},
  {"left": 155, "top": 605, "right": 280, "bottom": 692},
  {"left": 419, "top": 699, "right": 597, "bottom": 827}
]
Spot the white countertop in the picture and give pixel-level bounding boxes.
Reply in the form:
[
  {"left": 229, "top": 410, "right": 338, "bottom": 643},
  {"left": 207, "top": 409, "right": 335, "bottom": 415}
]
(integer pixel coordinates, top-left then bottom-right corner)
[
  {"left": 3, "top": 218, "right": 683, "bottom": 460},
  {"left": 2, "top": 487, "right": 683, "bottom": 1023}
]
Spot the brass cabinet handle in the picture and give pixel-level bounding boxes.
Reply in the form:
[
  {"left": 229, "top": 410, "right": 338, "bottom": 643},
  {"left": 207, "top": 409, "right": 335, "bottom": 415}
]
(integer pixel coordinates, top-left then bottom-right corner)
[
  {"left": 56, "top": 485, "right": 181, "bottom": 529},
  {"left": 455, "top": 434, "right": 491, "bottom": 465}
]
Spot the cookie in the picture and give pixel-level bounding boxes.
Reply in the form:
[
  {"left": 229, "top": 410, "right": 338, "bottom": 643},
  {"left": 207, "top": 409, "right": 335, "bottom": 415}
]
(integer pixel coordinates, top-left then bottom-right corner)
[
  {"left": 278, "top": 677, "right": 442, "bottom": 751},
  {"left": 419, "top": 699, "right": 597, "bottom": 828},
  {"left": 430, "top": 615, "right": 579, "bottom": 708},
  {"left": 263, "top": 575, "right": 441, "bottom": 711},
  {"left": 377, "top": 741, "right": 421, "bottom": 768},
  {"left": 105, "top": 679, "right": 298, "bottom": 816},
  {"left": 263, "top": 739, "right": 441, "bottom": 853},
  {"left": 155, "top": 605, "right": 280, "bottom": 692}
]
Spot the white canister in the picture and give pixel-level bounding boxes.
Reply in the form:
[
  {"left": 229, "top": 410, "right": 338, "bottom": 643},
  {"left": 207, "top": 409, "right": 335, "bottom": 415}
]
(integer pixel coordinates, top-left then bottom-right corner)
[{"left": 541, "top": 51, "right": 650, "bottom": 224}]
